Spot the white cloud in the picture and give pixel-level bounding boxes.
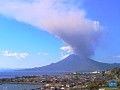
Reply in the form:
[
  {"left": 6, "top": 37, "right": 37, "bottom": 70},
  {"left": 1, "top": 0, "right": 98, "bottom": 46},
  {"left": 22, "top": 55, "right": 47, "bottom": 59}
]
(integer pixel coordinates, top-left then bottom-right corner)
[
  {"left": 60, "top": 49, "right": 73, "bottom": 59},
  {"left": 61, "top": 54, "right": 70, "bottom": 59},
  {"left": 3, "top": 50, "right": 28, "bottom": 59},
  {"left": 60, "top": 46, "right": 73, "bottom": 53},
  {"left": 113, "top": 55, "right": 120, "bottom": 58},
  {"left": 38, "top": 52, "right": 48, "bottom": 55}
]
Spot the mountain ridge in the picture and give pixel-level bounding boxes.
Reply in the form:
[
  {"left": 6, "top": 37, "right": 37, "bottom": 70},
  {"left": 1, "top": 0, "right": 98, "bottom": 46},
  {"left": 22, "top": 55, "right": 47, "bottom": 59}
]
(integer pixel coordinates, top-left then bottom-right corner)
[{"left": 22, "top": 54, "right": 120, "bottom": 72}]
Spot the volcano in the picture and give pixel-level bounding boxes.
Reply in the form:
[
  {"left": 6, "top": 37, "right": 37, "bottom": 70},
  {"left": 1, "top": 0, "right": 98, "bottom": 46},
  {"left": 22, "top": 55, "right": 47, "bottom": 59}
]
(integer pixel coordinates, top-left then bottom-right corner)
[{"left": 24, "top": 54, "right": 120, "bottom": 72}]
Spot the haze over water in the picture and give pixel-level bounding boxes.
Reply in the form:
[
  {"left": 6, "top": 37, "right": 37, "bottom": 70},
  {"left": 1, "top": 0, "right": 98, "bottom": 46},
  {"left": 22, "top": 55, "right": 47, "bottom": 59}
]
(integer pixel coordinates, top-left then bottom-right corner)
[{"left": 0, "top": 84, "right": 41, "bottom": 90}]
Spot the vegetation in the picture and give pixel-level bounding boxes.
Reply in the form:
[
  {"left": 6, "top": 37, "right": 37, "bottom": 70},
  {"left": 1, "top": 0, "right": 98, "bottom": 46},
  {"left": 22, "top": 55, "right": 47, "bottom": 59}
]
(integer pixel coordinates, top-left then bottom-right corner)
[{"left": 1, "top": 67, "right": 120, "bottom": 90}]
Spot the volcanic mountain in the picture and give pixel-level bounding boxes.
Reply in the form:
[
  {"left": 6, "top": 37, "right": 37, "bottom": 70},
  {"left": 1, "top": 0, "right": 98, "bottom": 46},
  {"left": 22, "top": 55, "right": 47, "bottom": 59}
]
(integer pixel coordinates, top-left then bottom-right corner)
[{"left": 24, "top": 54, "right": 120, "bottom": 72}]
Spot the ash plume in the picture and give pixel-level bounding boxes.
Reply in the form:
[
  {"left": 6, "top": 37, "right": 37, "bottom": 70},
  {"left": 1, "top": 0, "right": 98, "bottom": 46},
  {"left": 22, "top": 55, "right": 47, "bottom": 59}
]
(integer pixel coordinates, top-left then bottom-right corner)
[{"left": 0, "top": 0, "right": 102, "bottom": 58}]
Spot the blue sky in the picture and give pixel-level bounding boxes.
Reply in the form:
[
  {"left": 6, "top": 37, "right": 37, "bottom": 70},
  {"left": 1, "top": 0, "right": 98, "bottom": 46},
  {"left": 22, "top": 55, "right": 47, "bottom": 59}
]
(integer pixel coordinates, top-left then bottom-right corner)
[
  {"left": 0, "top": 0, "right": 120, "bottom": 68},
  {"left": 0, "top": 15, "right": 63, "bottom": 68},
  {"left": 83, "top": 0, "right": 120, "bottom": 63}
]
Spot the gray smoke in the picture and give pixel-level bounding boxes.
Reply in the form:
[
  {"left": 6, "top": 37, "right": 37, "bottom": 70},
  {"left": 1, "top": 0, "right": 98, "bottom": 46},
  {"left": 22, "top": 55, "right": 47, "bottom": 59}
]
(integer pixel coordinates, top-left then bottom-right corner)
[{"left": 0, "top": 0, "right": 102, "bottom": 58}]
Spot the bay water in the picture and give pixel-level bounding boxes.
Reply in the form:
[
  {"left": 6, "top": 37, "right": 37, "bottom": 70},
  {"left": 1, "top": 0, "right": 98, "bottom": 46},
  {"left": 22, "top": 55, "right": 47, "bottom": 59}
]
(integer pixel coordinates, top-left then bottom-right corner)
[
  {"left": 0, "top": 71, "right": 65, "bottom": 90},
  {"left": 0, "top": 71, "right": 45, "bottom": 90},
  {"left": 0, "top": 84, "right": 41, "bottom": 90}
]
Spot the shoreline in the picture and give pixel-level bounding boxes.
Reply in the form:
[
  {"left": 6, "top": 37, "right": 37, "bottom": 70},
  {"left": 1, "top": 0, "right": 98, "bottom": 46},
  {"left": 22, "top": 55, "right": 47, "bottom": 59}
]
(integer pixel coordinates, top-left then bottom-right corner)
[{"left": 0, "top": 82, "right": 45, "bottom": 85}]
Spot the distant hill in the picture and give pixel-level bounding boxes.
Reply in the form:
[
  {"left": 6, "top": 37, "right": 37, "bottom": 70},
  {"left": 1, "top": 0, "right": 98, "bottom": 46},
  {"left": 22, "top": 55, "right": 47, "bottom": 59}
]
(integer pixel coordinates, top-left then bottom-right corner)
[
  {"left": 22, "top": 54, "right": 120, "bottom": 72},
  {"left": 0, "top": 68, "right": 14, "bottom": 72},
  {"left": 105, "top": 67, "right": 120, "bottom": 75}
]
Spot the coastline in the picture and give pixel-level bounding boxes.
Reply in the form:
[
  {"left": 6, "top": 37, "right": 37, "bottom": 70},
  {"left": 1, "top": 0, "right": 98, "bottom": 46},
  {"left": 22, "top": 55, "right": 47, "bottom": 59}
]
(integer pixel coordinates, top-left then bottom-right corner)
[{"left": 0, "top": 82, "right": 44, "bottom": 85}]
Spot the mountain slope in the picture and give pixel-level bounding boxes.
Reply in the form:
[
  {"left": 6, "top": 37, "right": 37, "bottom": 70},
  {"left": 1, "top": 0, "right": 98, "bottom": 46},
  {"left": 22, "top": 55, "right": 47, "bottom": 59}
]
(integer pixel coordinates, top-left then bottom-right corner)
[{"left": 24, "top": 54, "right": 120, "bottom": 72}]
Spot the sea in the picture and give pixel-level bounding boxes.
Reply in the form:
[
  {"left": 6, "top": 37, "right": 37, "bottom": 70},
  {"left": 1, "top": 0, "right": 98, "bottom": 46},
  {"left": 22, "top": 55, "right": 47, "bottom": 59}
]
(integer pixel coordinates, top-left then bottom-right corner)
[
  {"left": 0, "top": 84, "right": 41, "bottom": 90},
  {"left": 0, "top": 71, "right": 66, "bottom": 78},
  {"left": 0, "top": 71, "right": 62, "bottom": 90}
]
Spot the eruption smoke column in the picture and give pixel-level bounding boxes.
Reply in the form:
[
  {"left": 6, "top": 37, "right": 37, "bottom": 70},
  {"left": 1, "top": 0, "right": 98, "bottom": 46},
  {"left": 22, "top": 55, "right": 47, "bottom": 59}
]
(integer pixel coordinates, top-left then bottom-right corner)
[{"left": 0, "top": 0, "right": 102, "bottom": 58}]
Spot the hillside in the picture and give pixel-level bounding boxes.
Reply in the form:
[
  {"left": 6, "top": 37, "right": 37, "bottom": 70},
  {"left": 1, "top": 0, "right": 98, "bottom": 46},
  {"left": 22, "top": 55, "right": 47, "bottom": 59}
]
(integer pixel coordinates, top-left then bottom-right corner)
[{"left": 23, "top": 54, "right": 120, "bottom": 72}]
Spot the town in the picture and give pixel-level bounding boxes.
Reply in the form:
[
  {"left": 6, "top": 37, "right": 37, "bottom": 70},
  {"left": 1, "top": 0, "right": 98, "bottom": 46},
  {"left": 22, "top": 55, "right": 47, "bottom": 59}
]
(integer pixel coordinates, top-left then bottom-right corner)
[{"left": 0, "top": 67, "right": 120, "bottom": 90}]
